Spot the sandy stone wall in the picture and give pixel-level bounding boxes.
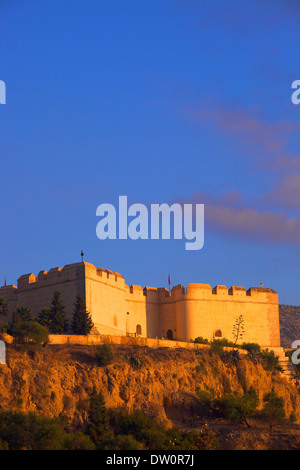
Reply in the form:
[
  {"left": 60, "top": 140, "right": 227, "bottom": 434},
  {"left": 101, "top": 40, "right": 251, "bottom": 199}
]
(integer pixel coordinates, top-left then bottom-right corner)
[
  {"left": 0, "top": 262, "right": 280, "bottom": 347},
  {"left": 0, "top": 263, "right": 86, "bottom": 323}
]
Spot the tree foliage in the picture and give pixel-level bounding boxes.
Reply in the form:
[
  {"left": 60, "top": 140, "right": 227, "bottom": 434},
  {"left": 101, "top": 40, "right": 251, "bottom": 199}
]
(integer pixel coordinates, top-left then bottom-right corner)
[
  {"left": 88, "top": 388, "right": 110, "bottom": 446},
  {"left": 260, "top": 388, "right": 286, "bottom": 430},
  {"left": 0, "top": 411, "right": 94, "bottom": 450},
  {"left": 37, "top": 307, "right": 53, "bottom": 330},
  {"left": 213, "top": 387, "right": 259, "bottom": 427},
  {"left": 10, "top": 321, "right": 49, "bottom": 345},
  {"left": 95, "top": 344, "right": 113, "bottom": 366},
  {"left": 0, "top": 297, "right": 8, "bottom": 317},
  {"left": 48, "top": 291, "right": 68, "bottom": 334},
  {"left": 71, "top": 293, "right": 94, "bottom": 335},
  {"left": 11, "top": 306, "right": 33, "bottom": 326}
]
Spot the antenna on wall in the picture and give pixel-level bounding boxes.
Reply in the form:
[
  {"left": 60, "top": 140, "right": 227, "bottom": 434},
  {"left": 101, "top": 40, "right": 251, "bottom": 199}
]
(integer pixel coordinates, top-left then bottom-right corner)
[{"left": 81, "top": 250, "right": 84, "bottom": 262}]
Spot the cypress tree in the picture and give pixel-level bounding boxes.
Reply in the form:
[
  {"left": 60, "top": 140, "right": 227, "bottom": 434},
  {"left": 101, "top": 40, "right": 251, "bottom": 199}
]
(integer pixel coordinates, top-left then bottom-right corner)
[
  {"left": 37, "top": 307, "right": 52, "bottom": 330},
  {"left": 49, "top": 291, "right": 68, "bottom": 334},
  {"left": 0, "top": 297, "right": 8, "bottom": 318},
  {"left": 88, "top": 387, "right": 109, "bottom": 446},
  {"left": 71, "top": 293, "right": 94, "bottom": 335},
  {"left": 11, "top": 306, "right": 33, "bottom": 326}
]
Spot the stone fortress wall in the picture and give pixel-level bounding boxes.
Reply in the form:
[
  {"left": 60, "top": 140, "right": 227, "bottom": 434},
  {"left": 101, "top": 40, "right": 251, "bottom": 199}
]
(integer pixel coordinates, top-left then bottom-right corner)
[{"left": 0, "top": 262, "right": 281, "bottom": 347}]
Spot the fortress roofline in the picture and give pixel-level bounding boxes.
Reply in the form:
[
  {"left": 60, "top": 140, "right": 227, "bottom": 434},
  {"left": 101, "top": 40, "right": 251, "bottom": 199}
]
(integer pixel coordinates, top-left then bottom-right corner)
[
  {"left": 247, "top": 287, "right": 277, "bottom": 294},
  {"left": 1, "top": 261, "right": 277, "bottom": 297}
]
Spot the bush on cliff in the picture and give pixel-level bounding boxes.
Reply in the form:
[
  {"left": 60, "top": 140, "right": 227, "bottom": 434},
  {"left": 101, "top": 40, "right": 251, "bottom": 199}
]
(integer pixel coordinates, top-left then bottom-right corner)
[
  {"left": 260, "top": 349, "right": 283, "bottom": 373},
  {"left": 0, "top": 411, "right": 68, "bottom": 450},
  {"left": 109, "top": 434, "right": 143, "bottom": 450},
  {"left": 213, "top": 387, "right": 259, "bottom": 427},
  {"left": 95, "top": 344, "right": 113, "bottom": 366},
  {"left": 242, "top": 342, "right": 261, "bottom": 363},
  {"left": 193, "top": 336, "right": 210, "bottom": 345},
  {"left": 196, "top": 389, "right": 213, "bottom": 416},
  {"left": 88, "top": 388, "right": 110, "bottom": 447},
  {"left": 63, "top": 432, "right": 96, "bottom": 450},
  {"left": 260, "top": 389, "right": 286, "bottom": 430},
  {"left": 10, "top": 321, "right": 49, "bottom": 345},
  {"left": 109, "top": 409, "right": 218, "bottom": 450},
  {"left": 0, "top": 410, "right": 95, "bottom": 450}
]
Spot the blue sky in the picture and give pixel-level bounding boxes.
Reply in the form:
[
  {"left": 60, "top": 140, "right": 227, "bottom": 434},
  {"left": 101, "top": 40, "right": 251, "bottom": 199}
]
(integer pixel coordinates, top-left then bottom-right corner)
[{"left": 1, "top": 0, "right": 300, "bottom": 304}]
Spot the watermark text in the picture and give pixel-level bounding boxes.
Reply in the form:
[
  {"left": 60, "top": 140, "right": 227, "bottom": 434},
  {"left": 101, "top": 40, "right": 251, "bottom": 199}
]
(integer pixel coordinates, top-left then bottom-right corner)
[
  {"left": 96, "top": 196, "right": 204, "bottom": 251},
  {"left": 0, "top": 80, "right": 6, "bottom": 104}
]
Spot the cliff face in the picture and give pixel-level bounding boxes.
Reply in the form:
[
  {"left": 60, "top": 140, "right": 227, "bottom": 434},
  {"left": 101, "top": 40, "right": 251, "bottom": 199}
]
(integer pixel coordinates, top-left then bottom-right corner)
[
  {"left": 279, "top": 304, "right": 300, "bottom": 348},
  {"left": 0, "top": 344, "right": 300, "bottom": 431}
]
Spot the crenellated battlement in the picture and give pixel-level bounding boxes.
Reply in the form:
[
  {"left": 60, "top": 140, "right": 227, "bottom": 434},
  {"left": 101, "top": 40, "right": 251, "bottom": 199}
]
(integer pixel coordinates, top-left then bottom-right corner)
[
  {"left": 2, "top": 264, "right": 278, "bottom": 305},
  {"left": 6, "top": 262, "right": 127, "bottom": 292},
  {"left": 0, "top": 285, "right": 18, "bottom": 301},
  {"left": 159, "top": 283, "right": 278, "bottom": 303},
  {"left": 15, "top": 263, "right": 86, "bottom": 290}
]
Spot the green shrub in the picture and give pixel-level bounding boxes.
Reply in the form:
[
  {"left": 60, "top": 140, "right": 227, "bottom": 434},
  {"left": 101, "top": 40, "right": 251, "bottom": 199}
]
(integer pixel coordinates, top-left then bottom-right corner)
[
  {"left": 260, "top": 349, "right": 282, "bottom": 373},
  {"left": 195, "top": 360, "right": 207, "bottom": 374},
  {"left": 260, "top": 389, "right": 285, "bottom": 430},
  {"left": 210, "top": 338, "right": 239, "bottom": 355},
  {"left": 95, "top": 344, "right": 113, "bottom": 366},
  {"left": 214, "top": 387, "right": 259, "bottom": 427},
  {"left": 10, "top": 321, "right": 49, "bottom": 345},
  {"left": 88, "top": 388, "right": 110, "bottom": 447},
  {"left": 109, "top": 434, "right": 143, "bottom": 450},
  {"left": 196, "top": 389, "right": 213, "bottom": 415},
  {"left": 242, "top": 342, "right": 261, "bottom": 354},
  {"left": 221, "top": 349, "right": 241, "bottom": 366},
  {"left": 0, "top": 407, "right": 218, "bottom": 451},
  {"left": 129, "top": 355, "right": 143, "bottom": 369},
  {"left": 0, "top": 411, "right": 68, "bottom": 450},
  {"left": 194, "top": 337, "right": 210, "bottom": 344},
  {"left": 242, "top": 343, "right": 261, "bottom": 362},
  {"left": 63, "top": 432, "right": 96, "bottom": 450},
  {"left": 110, "top": 410, "right": 218, "bottom": 450},
  {"left": 0, "top": 323, "right": 8, "bottom": 334},
  {"left": 175, "top": 428, "right": 218, "bottom": 450}
]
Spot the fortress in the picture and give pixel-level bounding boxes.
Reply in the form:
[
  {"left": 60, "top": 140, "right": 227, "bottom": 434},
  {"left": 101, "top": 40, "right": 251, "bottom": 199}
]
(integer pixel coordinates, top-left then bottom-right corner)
[{"left": 0, "top": 261, "right": 281, "bottom": 348}]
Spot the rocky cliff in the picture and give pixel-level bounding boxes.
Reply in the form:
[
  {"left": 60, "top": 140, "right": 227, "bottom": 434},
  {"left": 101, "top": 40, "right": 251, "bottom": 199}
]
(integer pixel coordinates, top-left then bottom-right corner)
[
  {"left": 1, "top": 343, "right": 300, "bottom": 432},
  {"left": 280, "top": 304, "right": 300, "bottom": 348}
]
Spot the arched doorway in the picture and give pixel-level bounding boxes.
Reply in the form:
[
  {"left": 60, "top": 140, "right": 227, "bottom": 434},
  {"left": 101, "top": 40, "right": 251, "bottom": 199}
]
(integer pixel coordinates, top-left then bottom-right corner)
[
  {"left": 167, "top": 329, "right": 173, "bottom": 340},
  {"left": 214, "top": 329, "right": 222, "bottom": 338},
  {"left": 136, "top": 324, "right": 142, "bottom": 336}
]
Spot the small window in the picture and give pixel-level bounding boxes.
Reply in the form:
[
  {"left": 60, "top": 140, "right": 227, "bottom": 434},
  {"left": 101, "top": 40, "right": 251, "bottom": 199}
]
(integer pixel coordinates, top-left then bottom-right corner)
[
  {"left": 136, "top": 324, "right": 142, "bottom": 336},
  {"left": 113, "top": 315, "right": 118, "bottom": 327},
  {"left": 214, "top": 329, "right": 222, "bottom": 338}
]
